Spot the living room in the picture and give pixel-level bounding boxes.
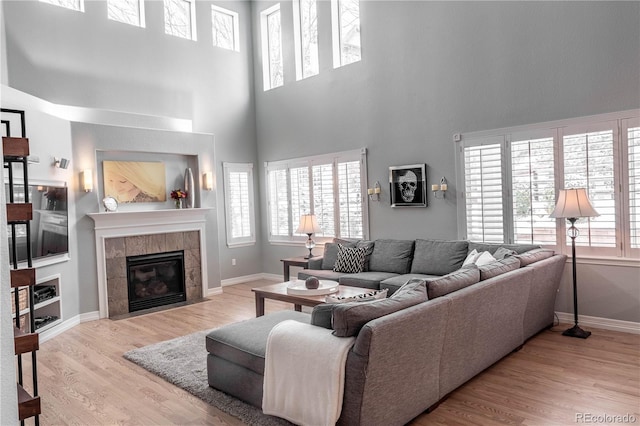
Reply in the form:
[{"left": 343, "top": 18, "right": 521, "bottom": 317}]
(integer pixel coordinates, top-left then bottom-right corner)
[{"left": 1, "top": 0, "right": 638, "bottom": 424}]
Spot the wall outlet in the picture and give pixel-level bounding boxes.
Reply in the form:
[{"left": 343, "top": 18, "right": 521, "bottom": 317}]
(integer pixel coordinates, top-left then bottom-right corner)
[{"left": 231, "top": 258, "right": 236, "bottom": 266}]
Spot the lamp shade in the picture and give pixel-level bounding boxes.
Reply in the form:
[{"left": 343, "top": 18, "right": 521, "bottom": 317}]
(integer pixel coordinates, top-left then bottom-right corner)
[
  {"left": 550, "top": 188, "right": 599, "bottom": 219},
  {"left": 296, "top": 214, "right": 322, "bottom": 234}
]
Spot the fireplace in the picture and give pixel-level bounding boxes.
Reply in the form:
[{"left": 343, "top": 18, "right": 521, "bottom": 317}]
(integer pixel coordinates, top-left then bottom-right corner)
[{"left": 127, "top": 251, "right": 186, "bottom": 313}]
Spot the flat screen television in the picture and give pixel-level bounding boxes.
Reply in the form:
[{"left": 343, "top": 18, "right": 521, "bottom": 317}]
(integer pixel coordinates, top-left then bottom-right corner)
[{"left": 6, "top": 183, "right": 69, "bottom": 264}]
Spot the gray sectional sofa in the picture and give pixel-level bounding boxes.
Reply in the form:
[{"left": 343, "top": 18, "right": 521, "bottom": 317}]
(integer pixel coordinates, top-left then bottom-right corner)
[{"left": 206, "top": 239, "right": 567, "bottom": 425}]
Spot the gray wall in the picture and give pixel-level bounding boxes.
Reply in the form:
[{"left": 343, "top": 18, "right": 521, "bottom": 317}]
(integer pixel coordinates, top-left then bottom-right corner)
[
  {"left": 2, "top": 0, "right": 261, "bottom": 281},
  {"left": 251, "top": 2, "right": 640, "bottom": 321}
]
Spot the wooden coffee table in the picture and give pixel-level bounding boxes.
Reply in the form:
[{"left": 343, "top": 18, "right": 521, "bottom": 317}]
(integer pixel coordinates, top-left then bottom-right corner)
[{"left": 251, "top": 281, "right": 368, "bottom": 316}]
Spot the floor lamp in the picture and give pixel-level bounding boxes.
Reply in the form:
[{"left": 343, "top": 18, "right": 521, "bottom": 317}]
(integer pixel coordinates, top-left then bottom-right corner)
[
  {"left": 296, "top": 214, "right": 322, "bottom": 259},
  {"left": 550, "top": 188, "right": 599, "bottom": 339}
]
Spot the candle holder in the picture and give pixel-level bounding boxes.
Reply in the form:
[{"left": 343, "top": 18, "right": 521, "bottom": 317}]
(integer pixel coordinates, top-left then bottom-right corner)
[
  {"left": 432, "top": 177, "right": 448, "bottom": 199},
  {"left": 367, "top": 181, "right": 381, "bottom": 201}
]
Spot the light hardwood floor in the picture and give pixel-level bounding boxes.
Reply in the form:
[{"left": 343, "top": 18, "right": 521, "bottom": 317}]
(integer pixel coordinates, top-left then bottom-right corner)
[{"left": 19, "top": 279, "right": 640, "bottom": 425}]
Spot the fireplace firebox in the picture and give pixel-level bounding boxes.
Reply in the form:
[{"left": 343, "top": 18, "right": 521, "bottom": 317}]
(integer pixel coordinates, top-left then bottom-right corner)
[{"left": 126, "top": 251, "right": 186, "bottom": 313}]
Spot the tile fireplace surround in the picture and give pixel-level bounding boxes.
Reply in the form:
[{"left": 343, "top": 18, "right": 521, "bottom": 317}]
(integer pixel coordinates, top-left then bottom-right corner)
[{"left": 89, "top": 209, "right": 211, "bottom": 318}]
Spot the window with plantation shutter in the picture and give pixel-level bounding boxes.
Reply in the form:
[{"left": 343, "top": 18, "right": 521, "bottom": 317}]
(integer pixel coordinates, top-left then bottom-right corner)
[
  {"left": 511, "top": 135, "right": 556, "bottom": 245},
  {"left": 266, "top": 149, "right": 368, "bottom": 244},
  {"left": 458, "top": 110, "right": 639, "bottom": 260},
  {"left": 463, "top": 141, "right": 504, "bottom": 243},
  {"left": 223, "top": 163, "right": 255, "bottom": 247},
  {"left": 625, "top": 121, "right": 640, "bottom": 254},
  {"left": 562, "top": 125, "right": 617, "bottom": 254}
]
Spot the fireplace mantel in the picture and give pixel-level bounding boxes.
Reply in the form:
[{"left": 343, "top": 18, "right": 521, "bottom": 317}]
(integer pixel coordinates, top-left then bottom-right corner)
[{"left": 89, "top": 208, "right": 212, "bottom": 318}]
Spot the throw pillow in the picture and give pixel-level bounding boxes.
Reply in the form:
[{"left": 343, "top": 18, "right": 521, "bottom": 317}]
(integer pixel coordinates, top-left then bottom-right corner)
[
  {"left": 331, "top": 278, "right": 428, "bottom": 337},
  {"left": 493, "top": 247, "right": 517, "bottom": 260},
  {"left": 321, "top": 239, "right": 357, "bottom": 270},
  {"left": 474, "top": 251, "right": 496, "bottom": 267},
  {"left": 333, "top": 244, "right": 367, "bottom": 273},
  {"left": 325, "top": 288, "right": 388, "bottom": 304},
  {"left": 462, "top": 249, "right": 480, "bottom": 266},
  {"left": 425, "top": 265, "right": 480, "bottom": 299}
]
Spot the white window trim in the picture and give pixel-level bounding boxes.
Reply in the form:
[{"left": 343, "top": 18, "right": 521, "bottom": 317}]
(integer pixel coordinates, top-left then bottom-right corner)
[
  {"left": 107, "top": 0, "right": 146, "bottom": 28},
  {"left": 223, "top": 162, "right": 256, "bottom": 248},
  {"left": 330, "top": 0, "right": 361, "bottom": 68},
  {"left": 260, "top": 3, "right": 283, "bottom": 91},
  {"left": 456, "top": 109, "right": 640, "bottom": 262},
  {"left": 265, "top": 148, "right": 369, "bottom": 245},
  {"left": 211, "top": 4, "right": 239, "bottom": 52}
]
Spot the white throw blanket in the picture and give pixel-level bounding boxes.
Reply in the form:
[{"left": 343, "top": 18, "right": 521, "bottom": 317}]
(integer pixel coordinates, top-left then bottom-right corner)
[{"left": 262, "top": 320, "right": 356, "bottom": 426}]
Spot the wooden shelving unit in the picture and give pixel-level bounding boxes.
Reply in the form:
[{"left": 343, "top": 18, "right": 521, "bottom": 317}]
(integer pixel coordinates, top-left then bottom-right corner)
[{"left": 3, "top": 108, "right": 41, "bottom": 425}]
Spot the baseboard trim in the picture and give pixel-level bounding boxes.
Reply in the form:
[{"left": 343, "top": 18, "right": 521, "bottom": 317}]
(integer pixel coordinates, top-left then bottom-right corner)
[
  {"left": 556, "top": 312, "right": 640, "bottom": 334},
  {"left": 220, "top": 273, "right": 281, "bottom": 287},
  {"left": 38, "top": 311, "right": 100, "bottom": 343},
  {"left": 80, "top": 311, "right": 100, "bottom": 322},
  {"left": 206, "top": 287, "right": 223, "bottom": 297}
]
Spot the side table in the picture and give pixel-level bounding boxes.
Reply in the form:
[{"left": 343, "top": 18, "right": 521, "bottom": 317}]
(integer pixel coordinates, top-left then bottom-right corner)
[{"left": 280, "top": 256, "right": 317, "bottom": 281}]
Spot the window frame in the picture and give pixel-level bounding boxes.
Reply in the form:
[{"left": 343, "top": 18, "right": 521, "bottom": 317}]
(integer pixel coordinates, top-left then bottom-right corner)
[
  {"left": 211, "top": 4, "right": 239, "bottom": 52},
  {"left": 260, "top": 3, "right": 284, "bottom": 91},
  {"left": 293, "top": 0, "right": 319, "bottom": 80},
  {"left": 163, "top": 0, "right": 197, "bottom": 41},
  {"left": 265, "top": 148, "right": 369, "bottom": 245},
  {"left": 456, "top": 109, "right": 640, "bottom": 261},
  {"left": 107, "top": 0, "right": 146, "bottom": 28},
  {"left": 223, "top": 162, "right": 256, "bottom": 248}
]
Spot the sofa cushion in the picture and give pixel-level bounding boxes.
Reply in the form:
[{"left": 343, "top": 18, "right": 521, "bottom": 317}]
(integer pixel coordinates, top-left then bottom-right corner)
[
  {"left": 333, "top": 245, "right": 367, "bottom": 273},
  {"left": 425, "top": 265, "right": 480, "bottom": 299},
  {"left": 206, "top": 310, "right": 310, "bottom": 375},
  {"left": 514, "top": 248, "right": 555, "bottom": 266},
  {"left": 356, "top": 240, "right": 375, "bottom": 271},
  {"left": 332, "top": 278, "right": 428, "bottom": 337},
  {"left": 468, "top": 241, "right": 540, "bottom": 255},
  {"left": 478, "top": 256, "right": 521, "bottom": 280},
  {"left": 298, "top": 269, "right": 345, "bottom": 281},
  {"left": 368, "top": 239, "right": 415, "bottom": 274},
  {"left": 321, "top": 239, "right": 357, "bottom": 270},
  {"left": 339, "top": 271, "right": 400, "bottom": 290},
  {"left": 410, "top": 239, "right": 469, "bottom": 275},
  {"left": 380, "top": 274, "right": 440, "bottom": 296}
]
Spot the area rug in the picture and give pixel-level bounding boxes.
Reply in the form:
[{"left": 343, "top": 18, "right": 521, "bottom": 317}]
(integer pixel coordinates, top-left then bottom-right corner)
[{"left": 123, "top": 330, "right": 291, "bottom": 426}]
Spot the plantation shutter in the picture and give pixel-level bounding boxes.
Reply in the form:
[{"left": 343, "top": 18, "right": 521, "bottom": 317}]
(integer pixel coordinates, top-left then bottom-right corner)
[
  {"left": 627, "top": 123, "right": 640, "bottom": 250},
  {"left": 510, "top": 135, "right": 556, "bottom": 245},
  {"left": 563, "top": 124, "right": 617, "bottom": 251},
  {"left": 312, "top": 162, "right": 335, "bottom": 237},
  {"left": 267, "top": 167, "right": 289, "bottom": 237},
  {"left": 290, "top": 165, "right": 311, "bottom": 234},
  {"left": 337, "top": 160, "right": 363, "bottom": 239},
  {"left": 463, "top": 141, "right": 504, "bottom": 243},
  {"left": 223, "top": 163, "right": 255, "bottom": 247}
]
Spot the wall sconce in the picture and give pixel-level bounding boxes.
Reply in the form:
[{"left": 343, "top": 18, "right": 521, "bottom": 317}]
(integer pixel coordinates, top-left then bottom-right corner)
[
  {"left": 367, "top": 181, "right": 381, "bottom": 201},
  {"left": 54, "top": 157, "right": 70, "bottom": 169},
  {"left": 432, "top": 177, "right": 448, "bottom": 199},
  {"left": 81, "top": 169, "right": 93, "bottom": 192},
  {"left": 203, "top": 171, "right": 213, "bottom": 191}
]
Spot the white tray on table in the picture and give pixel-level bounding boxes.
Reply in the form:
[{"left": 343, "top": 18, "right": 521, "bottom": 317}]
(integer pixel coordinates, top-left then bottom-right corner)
[{"left": 286, "top": 280, "right": 339, "bottom": 295}]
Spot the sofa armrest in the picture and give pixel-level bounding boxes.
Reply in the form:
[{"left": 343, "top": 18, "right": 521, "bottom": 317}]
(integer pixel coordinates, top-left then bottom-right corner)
[{"left": 308, "top": 257, "right": 323, "bottom": 269}]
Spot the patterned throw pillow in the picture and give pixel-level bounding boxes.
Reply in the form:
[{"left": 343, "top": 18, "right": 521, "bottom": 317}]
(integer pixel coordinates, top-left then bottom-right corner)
[
  {"left": 325, "top": 288, "right": 388, "bottom": 304},
  {"left": 333, "top": 244, "right": 366, "bottom": 273}
]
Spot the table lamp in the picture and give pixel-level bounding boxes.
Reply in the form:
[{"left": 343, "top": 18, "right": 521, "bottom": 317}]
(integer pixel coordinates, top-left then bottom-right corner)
[{"left": 296, "top": 214, "right": 322, "bottom": 259}]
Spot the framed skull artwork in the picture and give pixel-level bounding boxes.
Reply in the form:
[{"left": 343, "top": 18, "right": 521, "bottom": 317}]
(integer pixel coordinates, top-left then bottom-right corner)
[{"left": 389, "top": 164, "right": 427, "bottom": 207}]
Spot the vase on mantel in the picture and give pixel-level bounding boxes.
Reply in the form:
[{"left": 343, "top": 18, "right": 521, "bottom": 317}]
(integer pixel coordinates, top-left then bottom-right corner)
[
  {"left": 184, "top": 167, "right": 195, "bottom": 208},
  {"left": 175, "top": 199, "right": 182, "bottom": 209}
]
